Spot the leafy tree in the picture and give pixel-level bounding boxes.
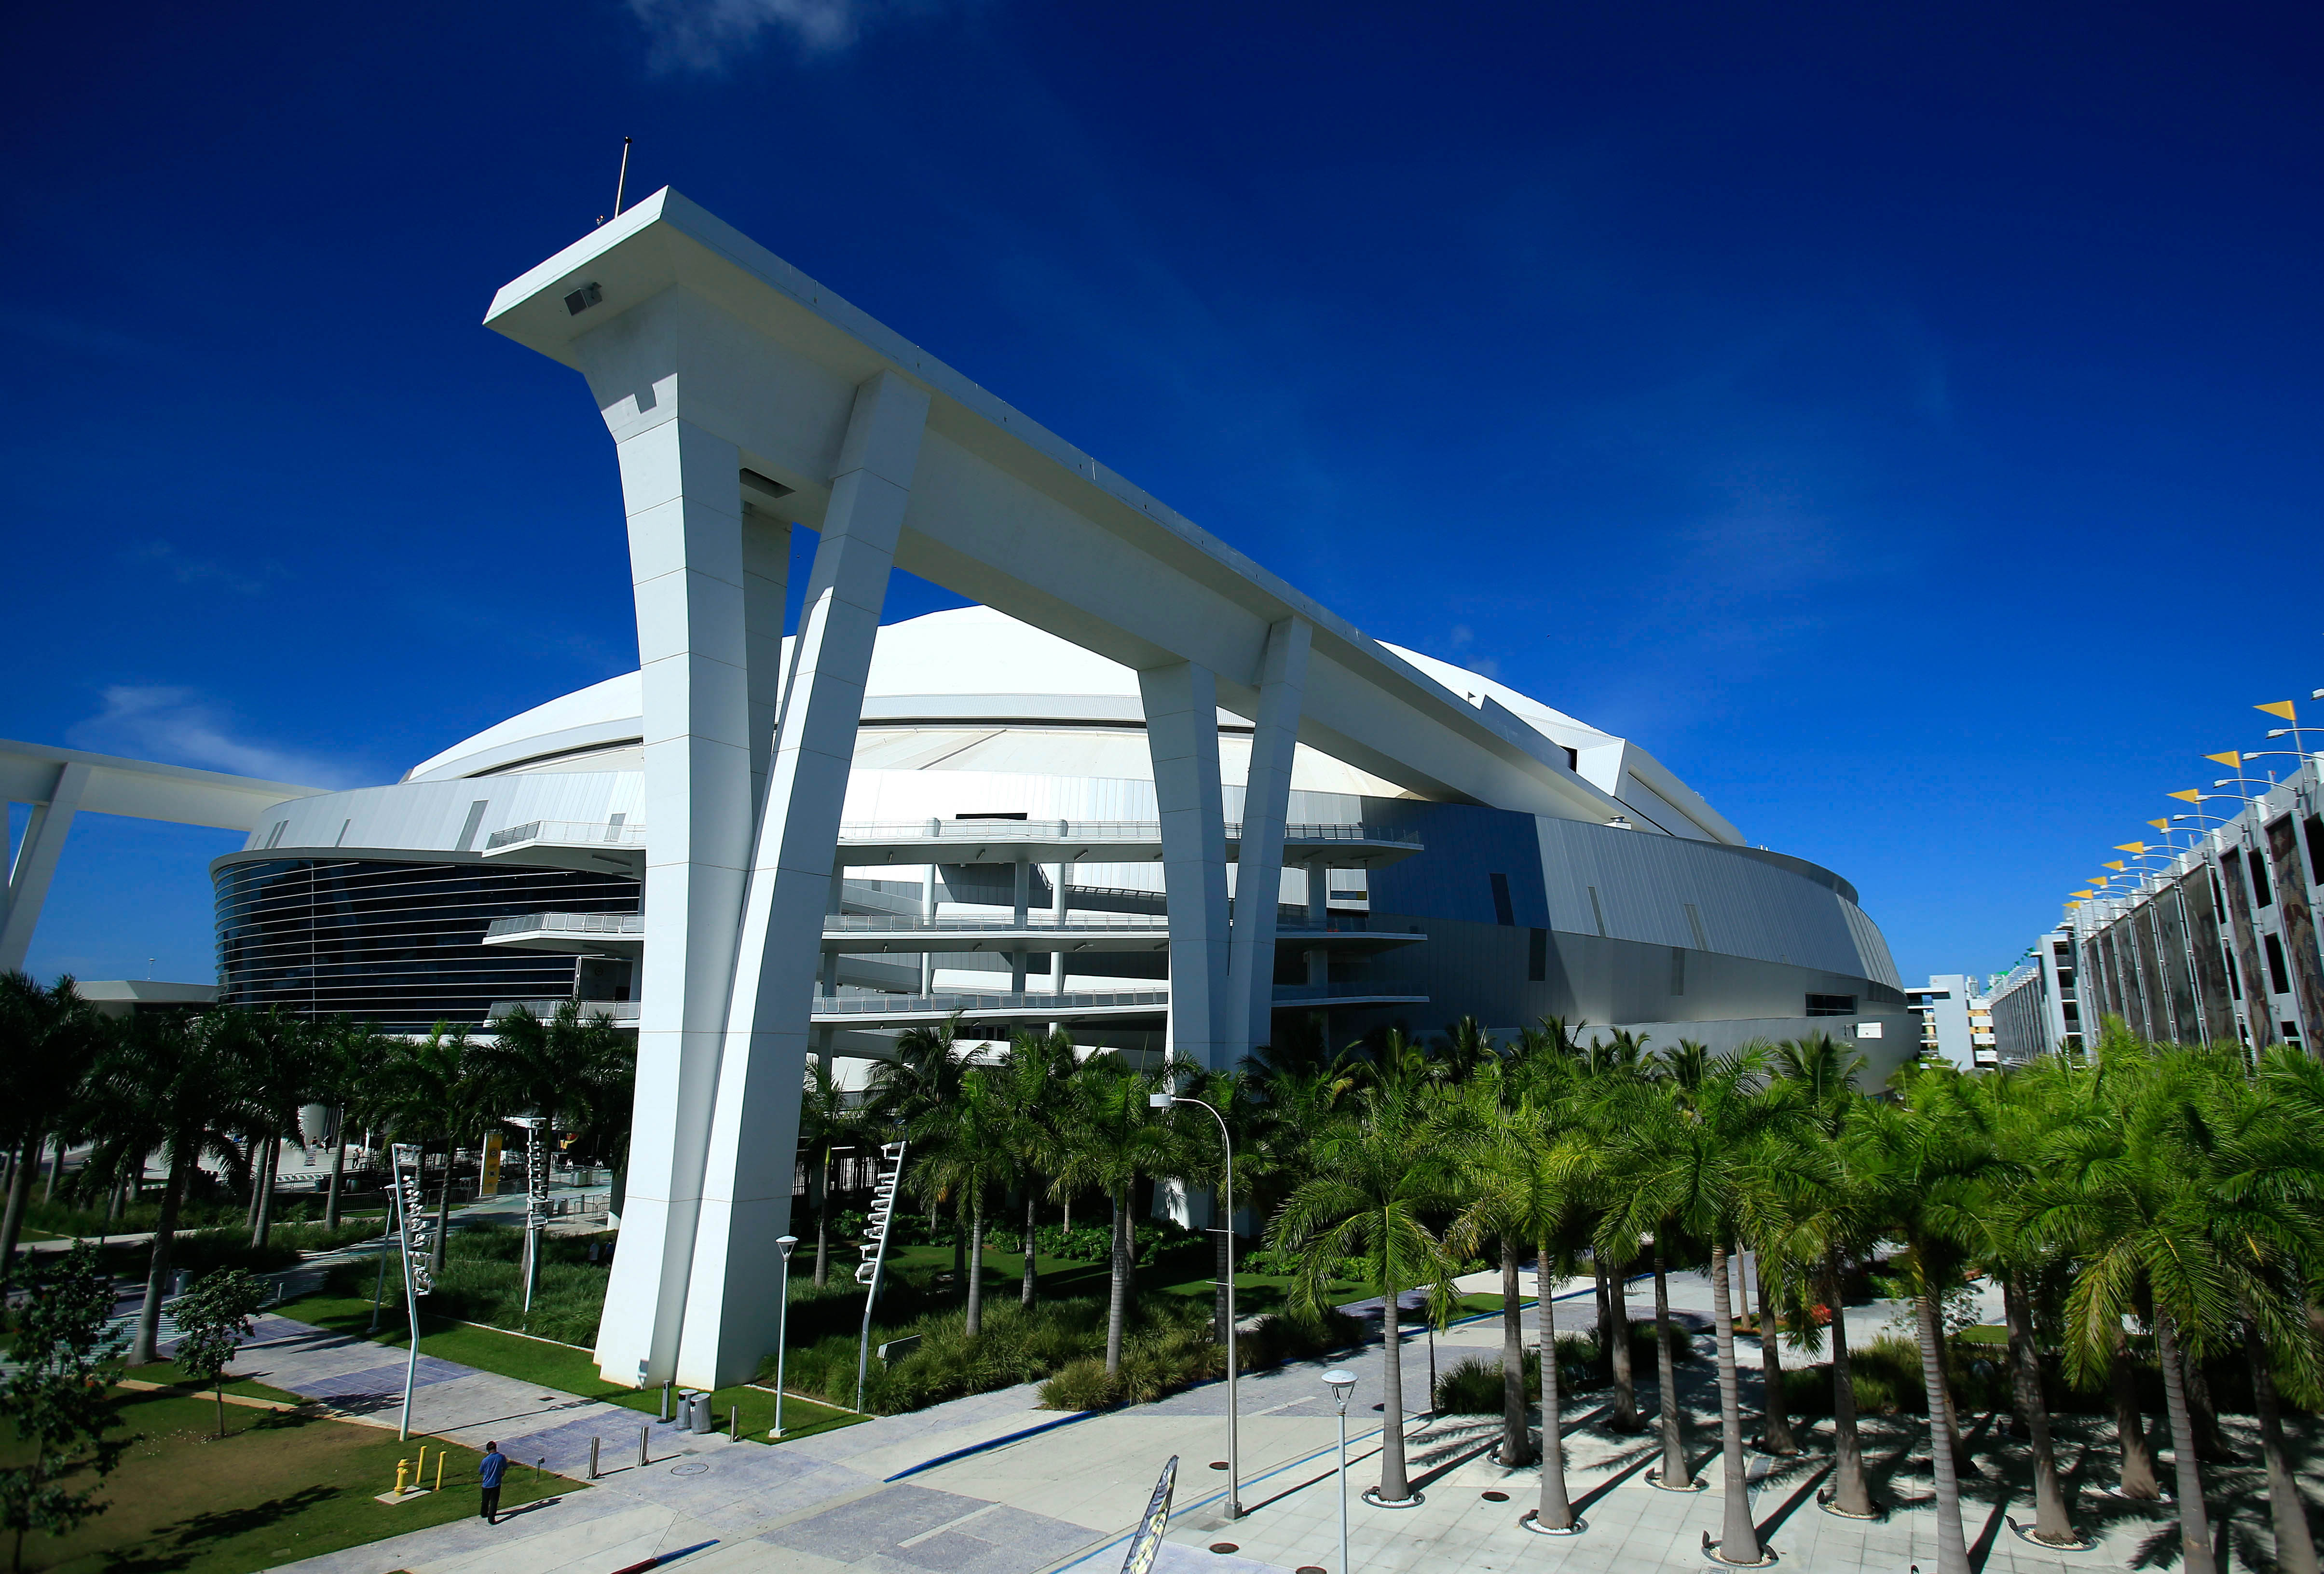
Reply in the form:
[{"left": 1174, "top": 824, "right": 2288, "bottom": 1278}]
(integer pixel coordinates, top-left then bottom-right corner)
[
  {"left": 997, "top": 1029, "right": 1078, "bottom": 1309},
  {"left": 171, "top": 1267, "right": 269, "bottom": 1437},
  {"left": 0, "top": 1242, "right": 129, "bottom": 1572}
]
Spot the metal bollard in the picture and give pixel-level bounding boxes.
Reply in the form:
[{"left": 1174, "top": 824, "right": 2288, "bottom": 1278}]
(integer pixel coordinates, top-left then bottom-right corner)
[
  {"left": 659, "top": 1381, "right": 672, "bottom": 1423},
  {"left": 638, "top": 1424, "right": 648, "bottom": 1469},
  {"left": 730, "top": 1404, "right": 739, "bottom": 1442},
  {"left": 588, "top": 1436, "right": 600, "bottom": 1479}
]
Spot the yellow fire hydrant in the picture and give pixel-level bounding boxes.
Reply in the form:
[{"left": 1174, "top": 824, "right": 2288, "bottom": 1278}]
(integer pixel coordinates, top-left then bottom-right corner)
[{"left": 395, "top": 1458, "right": 409, "bottom": 1495}]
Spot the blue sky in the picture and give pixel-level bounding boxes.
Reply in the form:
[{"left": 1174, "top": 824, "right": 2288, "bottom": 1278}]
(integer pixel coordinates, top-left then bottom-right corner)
[{"left": 4, "top": 0, "right": 2320, "bottom": 987}]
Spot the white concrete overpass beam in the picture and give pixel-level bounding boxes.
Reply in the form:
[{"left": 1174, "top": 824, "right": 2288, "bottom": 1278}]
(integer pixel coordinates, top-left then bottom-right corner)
[
  {"left": 1226, "top": 618, "right": 1310, "bottom": 1064},
  {"left": 681, "top": 370, "right": 929, "bottom": 1388},
  {"left": 1141, "top": 661, "right": 1230, "bottom": 1072},
  {"left": 0, "top": 762, "right": 91, "bottom": 974}
]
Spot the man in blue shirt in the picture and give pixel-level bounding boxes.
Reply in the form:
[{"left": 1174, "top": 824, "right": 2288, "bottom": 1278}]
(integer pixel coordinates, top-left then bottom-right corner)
[{"left": 478, "top": 1441, "right": 508, "bottom": 1523}]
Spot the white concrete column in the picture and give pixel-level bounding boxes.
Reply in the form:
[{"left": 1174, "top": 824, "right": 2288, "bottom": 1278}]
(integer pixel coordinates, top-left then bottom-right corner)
[
  {"left": 1051, "top": 863, "right": 1069, "bottom": 995},
  {"left": 1011, "top": 857, "right": 1030, "bottom": 993},
  {"left": 1141, "top": 662, "right": 1231, "bottom": 1072},
  {"left": 921, "top": 864, "right": 939, "bottom": 995},
  {"left": 679, "top": 370, "right": 928, "bottom": 1388},
  {"left": 1225, "top": 618, "right": 1309, "bottom": 1063},
  {"left": 742, "top": 516, "right": 790, "bottom": 807},
  {"left": 589, "top": 416, "right": 752, "bottom": 1390},
  {"left": 0, "top": 762, "right": 91, "bottom": 974}
]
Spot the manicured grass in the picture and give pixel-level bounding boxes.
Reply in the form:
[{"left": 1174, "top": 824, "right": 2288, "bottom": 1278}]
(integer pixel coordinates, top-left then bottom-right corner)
[
  {"left": 8, "top": 1389, "right": 570, "bottom": 1574},
  {"left": 124, "top": 1359, "right": 306, "bottom": 1405},
  {"left": 1956, "top": 1324, "right": 2012, "bottom": 1345},
  {"left": 273, "top": 1289, "right": 634, "bottom": 1399},
  {"left": 602, "top": 1381, "right": 862, "bottom": 1444}
]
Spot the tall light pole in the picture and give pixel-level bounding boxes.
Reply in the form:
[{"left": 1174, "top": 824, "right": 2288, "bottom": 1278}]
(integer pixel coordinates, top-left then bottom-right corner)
[
  {"left": 772, "top": 1234, "right": 797, "bottom": 1438},
  {"left": 1151, "top": 1087, "right": 1239, "bottom": 1517},
  {"left": 1324, "top": 1367, "right": 1357, "bottom": 1574}
]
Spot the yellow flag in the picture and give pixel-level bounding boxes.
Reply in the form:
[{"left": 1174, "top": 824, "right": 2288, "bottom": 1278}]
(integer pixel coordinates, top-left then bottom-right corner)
[
  {"left": 2103, "top": 860, "right": 2126, "bottom": 871},
  {"left": 2207, "top": 750, "right": 2241, "bottom": 768},
  {"left": 2115, "top": 842, "right": 2147, "bottom": 854},
  {"left": 2257, "top": 701, "right": 2297, "bottom": 722},
  {"left": 2168, "top": 789, "right": 2203, "bottom": 803},
  {"left": 2147, "top": 819, "right": 2170, "bottom": 831},
  {"left": 2071, "top": 892, "right": 2093, "bottom": 901},
  {"left": 2067, "top": 899, "right": 2084, "bottom": 908}
]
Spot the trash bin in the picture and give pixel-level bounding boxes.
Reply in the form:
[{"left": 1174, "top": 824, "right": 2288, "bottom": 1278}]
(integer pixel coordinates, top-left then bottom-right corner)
[
  {"left": 688, "top": 1392, "right": 716, "bottom": 1435},
  {"left": 170, "top": 1270, "right": 191, "bottom": 1297}
]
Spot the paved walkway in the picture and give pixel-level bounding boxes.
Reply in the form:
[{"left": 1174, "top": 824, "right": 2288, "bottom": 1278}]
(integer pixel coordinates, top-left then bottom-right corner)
[{"left": 211, "top": 1269, "right": 2283, "bottom": 1574}]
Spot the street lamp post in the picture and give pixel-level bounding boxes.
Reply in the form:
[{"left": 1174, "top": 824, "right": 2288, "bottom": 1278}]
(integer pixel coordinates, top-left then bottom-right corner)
[
  {"left": 773, "top": 1235, "right": 797, "bottom": 1438},
  {"left": 1151, "top": 1088, "right": 1239, "bottom": 1517},
  {"left": 1324, "top": 1368, "right": 1357, "bottom": 1574}
]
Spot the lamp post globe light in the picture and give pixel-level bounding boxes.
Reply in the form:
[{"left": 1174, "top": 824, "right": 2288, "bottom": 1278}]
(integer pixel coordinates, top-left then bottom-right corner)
[
  {"left": 1150, "top": 1087, "right": 1241, "bottom": 1518},
  {"left": 1323, "top": 1368, "right": 1358, "bottom": 1574},
  {"left": 772, "top": 1235, "right": 798, "bottom": 1438}
]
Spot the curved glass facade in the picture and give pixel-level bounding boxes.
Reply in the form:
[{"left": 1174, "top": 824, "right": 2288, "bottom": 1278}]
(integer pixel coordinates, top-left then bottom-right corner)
[{"left": 215, "top": 855, "right": 641, "bottom": 1032}]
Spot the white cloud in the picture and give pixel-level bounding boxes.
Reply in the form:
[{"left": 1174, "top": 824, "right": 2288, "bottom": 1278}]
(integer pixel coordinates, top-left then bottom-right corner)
[
  {"left": 68, "top": 687, "right": 355, "bottom": 787},
  {"left": 626, "top": 0, "right": 883, "bottom": 68}
]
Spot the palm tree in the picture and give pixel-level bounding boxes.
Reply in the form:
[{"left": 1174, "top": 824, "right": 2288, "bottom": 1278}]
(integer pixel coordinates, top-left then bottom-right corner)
[
  {"left": 910, "top": 1066, "right": 1017, "bottom": 1337},
  {"left": 1767, "top": 1033, "right": 1876, "bottom": 1517},
  {"left": 1852, "top": 1063, "right": 2003, "bottom": 1574},
  {"left": 797, "top": 1054, "right": 861, "bottom": 1290},
  {"left": 1589, "top": 1045, "right": 1776, "bottom": 1563},
  {"left": 998, "top": 1028, "right": 1077, "bottom": 1309},
  {"left": 1270, "top": 1077, "right": 1460, "bottom": 1504},
  {"left": 0, "top": 973, "right": 107, "bottom": 1271},
  {"left": 478, "top": 999, "right": 632, "bottom": 1135},
  {"left": 238, "top": 1009, "right": 321, "bottom": 1248},
  {"left": 363, "top": 1023, "right": 483, "bottom": 1273},
  {"left": 311, "top": 1018, "right": 394, "bottom": 1230},
  {"left": 1049, "top": 1055, "right": 1183, "bottom": 1372},
  {"left": 105, "top": 1009, "right": 251, "bottom": 1366}
]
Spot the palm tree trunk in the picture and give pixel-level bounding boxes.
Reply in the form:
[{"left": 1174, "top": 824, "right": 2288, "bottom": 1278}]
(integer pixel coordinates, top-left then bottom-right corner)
[
  {"left": 2155, "top": 1310, "right": 2219, "bottom": 1574},
  {"left": 1104, "top": 1188, "right": 1129, "bottom": 1374},
  {"left": 1651, "top": 1241, "right": 1686, "bottom": 1484},
  {"left": 0, "top": 1132, "right": 36, "bottom": 1273},
  {"left": 1757, "top": 1259, "right": 1796, "bottom": 1454},
  {"left": 1535, "top": 1239, "right": 1575, "bottom": 1530},
  {"left": 2002, "top": 1274, "right": 2076, "bottom": 1544},
  {"left": 1378, "top": 1267, "right": 1412, "bottom": 1502},
  {"left": 1603, "top": 1257, "right": 1640, "bottom": 1430},
  {"left": 1498, "top": 1238, "right": 1531, "bottom": 1465},
  {"left": 432, "top": 1141, "right": 452, "bottom": 1273},
  {"left": 1708, "top": 1238, "right": 1762, "bottom": 1561},
  {"left": 965, "top": 1200, "right": 985, "bottom": 1338},
  {"left": 1021, "top": 1189, "right": 1037, "bottom": 1310},
  {"left": 815, "top": 1148, "right": 831, "bottom": 1290},
  {"left": 251, "top": 1135, "right": 278, "bottom": 1247},
  {"left": 1593, "top": 1257, "right": 1614, "bottom": 1376},
  {"left": 2110, "top": 1323, "right": 2162, "bottom": 1497},
  {"left": 2244, "top": 1310, "right": 2320, "bottom": 1574},
  {"left": 1823, "top": 1250, "right": 1872, "bottom": 1515},
  {"left": 951, "top": 1199, "right": 967, "bottom": 1299},
  {"left": 130, "top": 1148, "right": 188, "bottom": 1367},
  {"left": 2185, "top": 1347, "right": 2230, "bottom": 1462},
  {"left": 324, "top": 1108, "right": 347, "bottom": 1230},
  {"left": 1912, "top": 1282, "right": 1971, "bottom": 1574}
]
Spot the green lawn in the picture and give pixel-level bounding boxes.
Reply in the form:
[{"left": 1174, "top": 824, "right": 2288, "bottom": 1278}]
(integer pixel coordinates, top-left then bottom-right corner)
[
  {"left": 123, "top": 1360, "right": 306, "bottom": 1405},
  {"left": 601, "top": 1382, "right": 861, "bottom": 1444},
  {"left": 9, "top": 1389, "right": 569, "bottom": 1574},
  {"left": 273, "top": 1288, "right": 634, "bottom": 1399},
  {"left": 271, "top": 1288, "right": 866, "bottom": 1444}
]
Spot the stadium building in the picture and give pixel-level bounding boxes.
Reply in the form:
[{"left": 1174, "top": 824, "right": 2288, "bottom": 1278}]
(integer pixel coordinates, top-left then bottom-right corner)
[{"left": 216, "top": 603, "right": 1911, "bottom": 1068}]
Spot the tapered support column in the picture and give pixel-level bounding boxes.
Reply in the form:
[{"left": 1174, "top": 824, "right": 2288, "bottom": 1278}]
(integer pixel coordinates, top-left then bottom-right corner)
[
  {"left": 1225, "top": 619, "right": 1309, "bottom": 1064},
  {"left": 680, "top": 371, "right": 929, "bottom": 1388},
  {"left": 0, "top": 762, "right": 90, "bottom": 974},
  {"left": 591, "top": 417, "right": 754, "bottom": 1388},
  {"left": 1142, "top": 662, "right": 1230, "bottom": 1072},
  {"left": 742, "top": 516, "right": 791, "bottom": 802}
]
